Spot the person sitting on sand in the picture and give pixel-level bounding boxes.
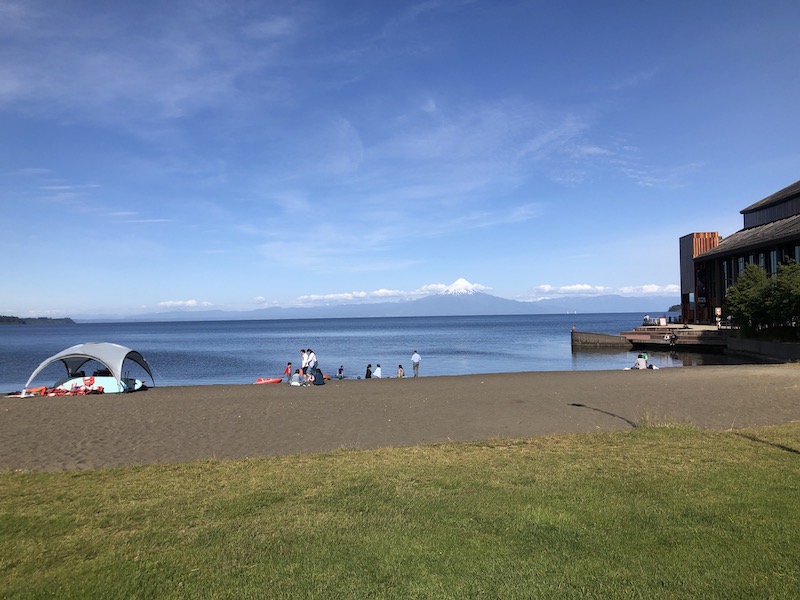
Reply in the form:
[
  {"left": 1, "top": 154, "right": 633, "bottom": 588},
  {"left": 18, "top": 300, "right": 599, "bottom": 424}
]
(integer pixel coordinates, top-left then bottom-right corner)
[
  {"left": 312, "top": 367, "right": 326, "bottom": 386},
  {"left": 289, "top": 369, "right": 304, "bottom": 386},
  {"left": 374, "top": 364, "right": 382, "bottom": 378},
  {"left": 632, "top": 354, "right": 648, "bottom": 370},
  {"left": 397, "top": 364, "right": 404, "bottom": 378}
]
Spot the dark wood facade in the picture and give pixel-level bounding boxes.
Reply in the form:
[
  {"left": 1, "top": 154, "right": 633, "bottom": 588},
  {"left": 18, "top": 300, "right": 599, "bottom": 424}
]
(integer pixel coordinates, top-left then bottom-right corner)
[{"left": 680, "top": 179, "right": 800, "bottom": 324}]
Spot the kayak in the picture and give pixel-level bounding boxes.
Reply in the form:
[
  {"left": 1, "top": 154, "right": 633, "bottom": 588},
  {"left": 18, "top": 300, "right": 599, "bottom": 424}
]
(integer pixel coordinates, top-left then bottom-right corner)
[{"left": 255, "top": 377, "right": 282, "bottom": 384}]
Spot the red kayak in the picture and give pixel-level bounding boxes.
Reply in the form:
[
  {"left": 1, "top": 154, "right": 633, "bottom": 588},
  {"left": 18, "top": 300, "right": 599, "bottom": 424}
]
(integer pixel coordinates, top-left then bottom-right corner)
[{"left": 254, "top": 377, "right": 282, "bottom": 384}]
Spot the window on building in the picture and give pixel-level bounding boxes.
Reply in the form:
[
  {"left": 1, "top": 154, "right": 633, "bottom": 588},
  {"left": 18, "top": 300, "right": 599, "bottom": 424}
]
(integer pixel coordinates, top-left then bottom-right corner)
[
  {"left": 759, "top": 253, "right": 765, "bottom": 269},
  {"left": 737, "top": 257, "right": 745, "bottom": 276},
  {"left": 770, "top": 250, "right": 778, "bottom": 276},
  {"left": 723, "top": 261, "right": 729, "bottom": 291}
]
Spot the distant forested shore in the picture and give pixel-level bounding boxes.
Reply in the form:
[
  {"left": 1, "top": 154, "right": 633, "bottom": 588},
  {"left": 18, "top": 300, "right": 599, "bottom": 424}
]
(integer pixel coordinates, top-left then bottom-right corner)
[{"left": 0, "top": 315, "right": 75, "bottom": 325}]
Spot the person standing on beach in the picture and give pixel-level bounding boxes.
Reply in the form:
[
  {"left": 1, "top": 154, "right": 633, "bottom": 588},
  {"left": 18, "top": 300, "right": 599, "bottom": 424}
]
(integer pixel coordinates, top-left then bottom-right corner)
[
  {"left": 365, "top": 364, "right": 372, "bottom": 379},
  {"left": 374, "top": 364, "right": 382, "bottom": 378},
  {"left": 300, "top": 349, "right": 308, "bottom": 379},
  {"left": 305, "top": 348, "right": 318, "bottom": 383},
  {"left": 283, "top": 362, "right": 292, "bottom": 383},
  {"left": 411, "top": 350, "right": 421, "bottom": 377},
  {"left": 397, "top": 365, "right": 404, "bottom": 378}
]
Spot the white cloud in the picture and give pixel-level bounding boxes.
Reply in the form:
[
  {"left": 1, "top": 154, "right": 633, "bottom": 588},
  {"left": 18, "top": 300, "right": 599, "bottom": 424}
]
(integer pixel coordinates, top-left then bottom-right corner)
[
  {"left": 291, "top": 279, "right": 490, "bottom": 306},
  {"left": 533, "top": 283, "right": 610, "bottom": 296},
  {"left": 298, "top": 291, "right": 365, "bottom": 302},
  {"left": 158, "top": 299, "right": 214, "bottom": 308},
  {"left": 416, "top": 283, "right": 448, "bottom": 294},
  {"left": 618, "top": 284, "right": 680, "bottom": 295},
  {"left": 527, "top": 282, "right": 676, "bottom": 300}
]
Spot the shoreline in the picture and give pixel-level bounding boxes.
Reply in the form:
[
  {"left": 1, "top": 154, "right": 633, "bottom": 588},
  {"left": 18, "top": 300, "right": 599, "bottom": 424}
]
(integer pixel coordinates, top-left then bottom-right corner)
[{"left": 2, "top": 364, "right": 799, "bottom": 472}]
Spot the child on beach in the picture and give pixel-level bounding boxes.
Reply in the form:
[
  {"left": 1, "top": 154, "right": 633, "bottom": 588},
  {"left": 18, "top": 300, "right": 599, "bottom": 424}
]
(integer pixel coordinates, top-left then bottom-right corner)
[
  {"left": 283, "top": 362, "right": 292, "bottom": 382},
  {"left": 397, "top": 365, "right": 404, "bottom": 378}
]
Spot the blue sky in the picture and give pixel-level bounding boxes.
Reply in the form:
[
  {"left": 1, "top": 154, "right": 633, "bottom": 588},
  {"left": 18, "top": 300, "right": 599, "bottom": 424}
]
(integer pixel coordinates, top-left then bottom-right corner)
[{"left": 2, "top": 0, "right": 799, "bottom": 318}]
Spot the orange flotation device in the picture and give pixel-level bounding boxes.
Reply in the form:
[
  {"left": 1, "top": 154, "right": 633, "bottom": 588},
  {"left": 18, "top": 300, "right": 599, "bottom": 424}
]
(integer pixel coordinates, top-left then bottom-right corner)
[{"left": 255, "top": 377, "right": 282, "bottom": 384}]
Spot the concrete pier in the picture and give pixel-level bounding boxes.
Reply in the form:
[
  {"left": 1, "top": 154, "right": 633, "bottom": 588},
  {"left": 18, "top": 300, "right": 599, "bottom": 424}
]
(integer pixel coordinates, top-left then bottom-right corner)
[
  {"left": 571, "top": 331, "right": 632, "bottom": 349},
  {"left": 619, "top": 325, "right": 726, "bottom": 351}
]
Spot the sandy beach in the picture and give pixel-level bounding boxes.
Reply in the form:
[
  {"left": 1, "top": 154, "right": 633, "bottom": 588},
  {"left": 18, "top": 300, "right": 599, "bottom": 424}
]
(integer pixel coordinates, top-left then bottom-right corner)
[{"left": 2, "top": 364, "right": 799, "bottom": 472}]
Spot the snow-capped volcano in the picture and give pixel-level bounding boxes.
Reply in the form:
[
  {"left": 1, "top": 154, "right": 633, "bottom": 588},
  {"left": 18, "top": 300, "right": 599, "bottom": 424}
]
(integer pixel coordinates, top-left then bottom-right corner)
[{"left": 436, "top": 278, "right": 489, "bottom": 296}]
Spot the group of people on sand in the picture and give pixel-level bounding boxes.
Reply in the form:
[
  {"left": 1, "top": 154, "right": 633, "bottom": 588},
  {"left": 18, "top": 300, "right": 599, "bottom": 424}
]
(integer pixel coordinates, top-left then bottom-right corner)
[
  {"left": 365, "top": 350, "right": 421, "bottom": 379},
  {"left": 282, "top": 348, "right": 325, "bottom": 386},
  {"left": 282, "top": 349, "right": 422, "bottom": 385}
]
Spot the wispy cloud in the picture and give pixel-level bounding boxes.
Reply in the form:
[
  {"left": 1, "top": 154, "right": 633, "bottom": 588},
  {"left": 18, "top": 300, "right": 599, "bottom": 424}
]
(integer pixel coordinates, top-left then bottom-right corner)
[
  {"left": 41, "top": 184, "right": 100, "bottom": 191},
  {"left": 6, "top": 167, "right": 51, "bottom": 176},
  {"left": 158, "top": 299, "right": 214, "bottom": 309},
  {"left": 526, "top": 283, "right": 676, "bottom": 300},
  {"left": 0, "top": 3, "right": 303, "bottom": 125},
  {"left": 292, "top": 279, "right": 488, "bottom": 306},
  {"left": 619, "top": 284, "right": 680, "bottom": 295},
  {"left": 621, "top": 162, "right": 703, "bottom": 188}
]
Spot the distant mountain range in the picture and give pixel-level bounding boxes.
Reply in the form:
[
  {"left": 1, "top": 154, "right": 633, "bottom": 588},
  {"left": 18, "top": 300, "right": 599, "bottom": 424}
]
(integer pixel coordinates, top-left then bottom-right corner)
[{"left": 79, "top": 279, "right": 678, "bottom": 322}]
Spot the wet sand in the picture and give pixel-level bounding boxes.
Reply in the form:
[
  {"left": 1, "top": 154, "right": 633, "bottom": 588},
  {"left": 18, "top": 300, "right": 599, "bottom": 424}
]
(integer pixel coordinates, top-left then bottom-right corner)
[{"left": 2, "top": 364, "right": 799, "bottom": 471}]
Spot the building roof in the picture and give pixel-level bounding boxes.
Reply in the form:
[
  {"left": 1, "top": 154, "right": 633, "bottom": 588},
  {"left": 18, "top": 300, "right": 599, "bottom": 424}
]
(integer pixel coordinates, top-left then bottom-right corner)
[
  {"left": 741, "top": 179, "right": 800, "bottom": 214},
  {"left": 695, "top": 213, "right": 800, "bottom": 260}
]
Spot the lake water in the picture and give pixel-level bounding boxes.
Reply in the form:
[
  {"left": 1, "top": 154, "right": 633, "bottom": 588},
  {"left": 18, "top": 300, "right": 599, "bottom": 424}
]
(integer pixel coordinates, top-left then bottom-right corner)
[{"left": 0, "top": 313, "right": 752, "bottom": 392}]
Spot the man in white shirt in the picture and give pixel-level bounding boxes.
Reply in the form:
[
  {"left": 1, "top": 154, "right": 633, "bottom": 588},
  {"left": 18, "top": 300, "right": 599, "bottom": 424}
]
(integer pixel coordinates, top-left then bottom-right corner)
[{"left": 411, "top": 351, "right": 421, "bottom": 377}]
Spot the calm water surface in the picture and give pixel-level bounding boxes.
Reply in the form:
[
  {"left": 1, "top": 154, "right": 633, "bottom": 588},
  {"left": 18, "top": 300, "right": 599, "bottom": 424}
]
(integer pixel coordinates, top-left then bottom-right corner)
[{"left": 0, "top": 313, "right": 753, "bottom": 392}]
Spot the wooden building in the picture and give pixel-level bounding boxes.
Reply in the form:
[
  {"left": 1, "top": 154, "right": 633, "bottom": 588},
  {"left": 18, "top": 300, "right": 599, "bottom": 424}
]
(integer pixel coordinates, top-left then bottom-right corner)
[{"left": 680, "top": 179, "right": 800, "bottom": 324}]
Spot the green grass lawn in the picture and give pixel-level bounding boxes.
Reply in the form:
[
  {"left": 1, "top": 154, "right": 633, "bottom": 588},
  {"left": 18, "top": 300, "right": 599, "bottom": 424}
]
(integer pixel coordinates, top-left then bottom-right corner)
[{"left": 2, "top": 423, "right": 799, "bottom": 599}]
